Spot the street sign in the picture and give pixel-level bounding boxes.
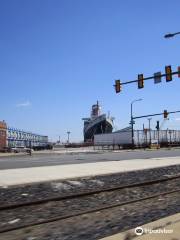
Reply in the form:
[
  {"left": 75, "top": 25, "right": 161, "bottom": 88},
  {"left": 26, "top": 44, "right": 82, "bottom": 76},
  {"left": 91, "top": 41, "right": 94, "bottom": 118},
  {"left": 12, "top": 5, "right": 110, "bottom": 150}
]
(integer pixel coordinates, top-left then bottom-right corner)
[{"left": 154, "top": 72, "right": 161, "bottom": 84}]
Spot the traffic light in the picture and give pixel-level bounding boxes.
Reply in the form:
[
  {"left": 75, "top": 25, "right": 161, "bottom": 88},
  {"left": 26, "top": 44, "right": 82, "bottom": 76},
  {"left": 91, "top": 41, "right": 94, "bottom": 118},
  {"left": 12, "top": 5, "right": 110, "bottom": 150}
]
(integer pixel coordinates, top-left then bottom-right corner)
[
  {"left": 163, "top": 110, "right": 168, "bottom": 119},
  {"left": 154, "top": 72, "right": 162, "bottom": 84},
  {"left": 115, "top": 80, "right": 121, "bottom": 93},
  {"left": 138, "top": 74, "right": 144, "bottom": 89},
  {"left": 156, "top": 121, "right": 160, "bottom": 130},
  {"left": 165, "top": 65, "right": 172, "bottom": 82}
]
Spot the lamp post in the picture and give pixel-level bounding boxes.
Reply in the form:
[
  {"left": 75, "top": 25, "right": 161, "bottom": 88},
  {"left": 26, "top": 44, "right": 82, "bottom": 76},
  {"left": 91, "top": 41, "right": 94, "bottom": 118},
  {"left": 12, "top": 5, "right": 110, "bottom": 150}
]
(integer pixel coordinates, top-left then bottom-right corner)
[
  {"left": 67, "top": 131, "right": 71, "bottom": 144},
  {"left": 164, "top": 32, "right": 180, "bottom": 38},
  {"left": 131, "top": 99, "right": 143, "bottom": 148},
  {"left": 29, "top": 140, "right": 32, "bottom": 156},
  {"left": 147, "top": 118, "right": 152, "bottom": 146}
]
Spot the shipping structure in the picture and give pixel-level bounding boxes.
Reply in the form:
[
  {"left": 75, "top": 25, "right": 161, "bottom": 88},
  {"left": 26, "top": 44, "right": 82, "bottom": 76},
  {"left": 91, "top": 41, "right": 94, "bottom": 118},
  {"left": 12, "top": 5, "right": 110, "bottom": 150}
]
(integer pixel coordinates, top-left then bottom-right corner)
[
  {"left": 94, "top": 127, "right": 180, "bottom": 149},
  {"left": 82, "top": 101, "right": 114, "bottom": 142},
  {"left": 94, "top": 127, "right": 132, "bottom": 148}
]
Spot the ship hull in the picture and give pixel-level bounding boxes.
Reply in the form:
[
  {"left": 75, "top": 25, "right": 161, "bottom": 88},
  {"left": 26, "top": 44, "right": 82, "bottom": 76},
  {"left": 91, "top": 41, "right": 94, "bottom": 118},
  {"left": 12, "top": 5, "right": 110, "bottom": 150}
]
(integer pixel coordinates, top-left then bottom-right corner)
[{"left": 84, "top": 115, "right": 113, "bottom": 142}]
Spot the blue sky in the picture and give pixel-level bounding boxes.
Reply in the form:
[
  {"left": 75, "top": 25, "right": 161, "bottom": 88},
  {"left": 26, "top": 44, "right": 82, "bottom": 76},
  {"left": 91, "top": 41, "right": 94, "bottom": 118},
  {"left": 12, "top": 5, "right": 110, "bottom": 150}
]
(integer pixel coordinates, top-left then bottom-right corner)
[{"left": 0, "top": 0, "right": 180, "bottom": 142}]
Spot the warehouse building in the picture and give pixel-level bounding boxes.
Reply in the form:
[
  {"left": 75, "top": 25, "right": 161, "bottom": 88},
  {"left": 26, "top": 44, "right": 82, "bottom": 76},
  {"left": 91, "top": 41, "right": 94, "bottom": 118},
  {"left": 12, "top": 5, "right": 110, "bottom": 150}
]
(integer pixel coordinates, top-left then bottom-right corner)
[
  {"left": 0, "top": 120, "right": 49, "bottom": 151},
  {"left": 7, "top": 128, "right": 48, "bottom": 148}
]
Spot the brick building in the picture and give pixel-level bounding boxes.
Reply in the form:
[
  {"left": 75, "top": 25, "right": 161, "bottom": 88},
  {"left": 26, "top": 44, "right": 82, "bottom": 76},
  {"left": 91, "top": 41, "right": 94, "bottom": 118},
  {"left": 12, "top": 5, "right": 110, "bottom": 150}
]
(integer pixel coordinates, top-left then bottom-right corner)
[{"left": 0, "top": 121, "right": 7, "bottom": 150}]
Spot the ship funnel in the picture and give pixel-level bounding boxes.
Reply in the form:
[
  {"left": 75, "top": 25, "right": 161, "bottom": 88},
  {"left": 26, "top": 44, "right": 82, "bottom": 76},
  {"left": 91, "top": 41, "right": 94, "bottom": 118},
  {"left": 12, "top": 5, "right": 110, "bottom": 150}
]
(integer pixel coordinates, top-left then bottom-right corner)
[{"left": 91, "top": 101, "right": 101, "bottom": 118}]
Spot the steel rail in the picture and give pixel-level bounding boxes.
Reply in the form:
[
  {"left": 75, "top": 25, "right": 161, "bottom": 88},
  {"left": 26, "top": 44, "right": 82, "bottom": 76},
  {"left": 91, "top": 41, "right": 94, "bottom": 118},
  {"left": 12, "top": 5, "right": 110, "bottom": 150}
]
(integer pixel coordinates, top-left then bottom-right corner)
[
  {"left": 1, "top": 186, "right": 180, "bottom": 233},
  {"left": 1, "top": 173, "right": 180, "bottom": 211}
]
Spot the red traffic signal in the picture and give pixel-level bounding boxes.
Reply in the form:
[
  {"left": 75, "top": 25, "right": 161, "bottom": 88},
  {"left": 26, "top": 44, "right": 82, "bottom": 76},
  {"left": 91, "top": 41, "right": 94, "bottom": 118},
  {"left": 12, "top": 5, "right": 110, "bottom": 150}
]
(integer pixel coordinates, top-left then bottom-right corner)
[
  {"left": 165, "top": 65, "right": 172, "bottom": 82},
  {"left": 115, "top": 80, "right": 121, "bottom": 93},
  {"left": 138, "top": 74, "right": 144, "bottom": 89},
  {"left": 163, "top": 110, "right": 168, "bottom": 119}
]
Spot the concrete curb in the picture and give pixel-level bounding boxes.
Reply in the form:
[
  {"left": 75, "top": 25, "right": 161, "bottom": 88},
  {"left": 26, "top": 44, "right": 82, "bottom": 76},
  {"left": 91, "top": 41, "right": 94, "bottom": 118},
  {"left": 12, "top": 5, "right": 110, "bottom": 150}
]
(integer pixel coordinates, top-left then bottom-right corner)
[
  {"left": 1, "top": 157, "right": 180, "bottom": 186},
  {"left": 101, "top": 213, "right": 180, "bottom": 240}
]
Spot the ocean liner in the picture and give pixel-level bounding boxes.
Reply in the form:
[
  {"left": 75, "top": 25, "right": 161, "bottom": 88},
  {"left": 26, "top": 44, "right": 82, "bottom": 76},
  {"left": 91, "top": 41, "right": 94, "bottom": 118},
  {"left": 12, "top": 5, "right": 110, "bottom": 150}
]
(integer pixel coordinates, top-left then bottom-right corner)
[{"left": 82, "top": 101, "right": 114, "bottom": 142}]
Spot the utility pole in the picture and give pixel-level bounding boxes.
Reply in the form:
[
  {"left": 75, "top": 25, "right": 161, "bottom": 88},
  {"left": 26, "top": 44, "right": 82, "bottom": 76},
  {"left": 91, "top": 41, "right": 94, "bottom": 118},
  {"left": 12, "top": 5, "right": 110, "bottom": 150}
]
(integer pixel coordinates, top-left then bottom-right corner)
[
  {"left": 130, "top": 99, "right": 143, "bottom": 148},
  {"left": 67, "top": 131, "right": 71, "bottom": 144},
  {"left": 156, "top": 121, "right": 160, "bottom": 147},
  {"left": 147, "top": 118, "right": 152, "bottom": 146},
  {"left": 169, "top": 130, "right": 172, "bottom": 145},
  {"left": 29, "top": 140, "right": 32, "bottom": 156}
]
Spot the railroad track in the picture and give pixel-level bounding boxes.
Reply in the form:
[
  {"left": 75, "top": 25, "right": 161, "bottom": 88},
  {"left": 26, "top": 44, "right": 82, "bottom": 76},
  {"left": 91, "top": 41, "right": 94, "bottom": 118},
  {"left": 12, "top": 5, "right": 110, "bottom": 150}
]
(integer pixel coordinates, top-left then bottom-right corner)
[
  {"left": 1, "top": 171, "right": 180, "bottom": 210},
  {"left": 0, "top": 174, "right": 180, "bottom": 239},
  {"left": 1, "top": 164, "right": 180, "bottom": 209}
]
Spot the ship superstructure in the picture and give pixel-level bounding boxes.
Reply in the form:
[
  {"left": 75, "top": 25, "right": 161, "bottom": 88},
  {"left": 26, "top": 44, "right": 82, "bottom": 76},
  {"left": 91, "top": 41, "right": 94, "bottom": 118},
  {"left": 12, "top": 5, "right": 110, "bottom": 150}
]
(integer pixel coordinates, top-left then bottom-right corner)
[{"left": 82, "top": 101, "right": 114, "bottom": 142}]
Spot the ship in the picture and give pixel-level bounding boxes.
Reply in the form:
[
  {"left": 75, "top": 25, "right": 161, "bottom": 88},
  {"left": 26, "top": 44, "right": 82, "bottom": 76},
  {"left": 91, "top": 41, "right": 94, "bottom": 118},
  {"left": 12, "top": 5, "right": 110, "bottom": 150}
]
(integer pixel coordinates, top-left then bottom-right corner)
[{"left": 82, "top": 101, "right": 114, "bottom": 142}]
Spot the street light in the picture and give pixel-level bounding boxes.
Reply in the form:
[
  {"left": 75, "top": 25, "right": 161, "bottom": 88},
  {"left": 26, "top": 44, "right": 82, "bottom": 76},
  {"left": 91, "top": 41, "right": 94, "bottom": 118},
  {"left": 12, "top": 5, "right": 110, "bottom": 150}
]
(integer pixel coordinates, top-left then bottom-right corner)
[
  {"left": 147, "top": 118, "right": 152, "bottom": 145},
  {"left": 130, "top": 99, "right": 143, "bottom": 148},
  {"left": 164, "top": 32, "right": 180, "bottom": 38},
  {"left": 67, "top": 131, "right": 71, "bottom": 144}
]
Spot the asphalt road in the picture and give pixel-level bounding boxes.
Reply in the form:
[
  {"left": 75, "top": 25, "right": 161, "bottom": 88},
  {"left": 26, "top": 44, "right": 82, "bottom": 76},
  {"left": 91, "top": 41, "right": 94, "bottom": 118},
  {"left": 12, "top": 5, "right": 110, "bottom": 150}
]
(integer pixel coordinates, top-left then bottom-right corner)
[{"left": 0, "top": 148, "right": 180, "bottom": 170}]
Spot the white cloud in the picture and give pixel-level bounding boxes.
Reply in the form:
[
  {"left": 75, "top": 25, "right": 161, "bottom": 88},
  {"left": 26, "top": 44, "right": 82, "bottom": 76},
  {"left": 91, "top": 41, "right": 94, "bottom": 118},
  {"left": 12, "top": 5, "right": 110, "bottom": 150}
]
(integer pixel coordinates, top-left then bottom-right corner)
[
  {"left": 175, "top": 118, "right": 180, "bottom": 121},
  {"left": 16, "top": 101, "right": 31, "bottom": 107}
]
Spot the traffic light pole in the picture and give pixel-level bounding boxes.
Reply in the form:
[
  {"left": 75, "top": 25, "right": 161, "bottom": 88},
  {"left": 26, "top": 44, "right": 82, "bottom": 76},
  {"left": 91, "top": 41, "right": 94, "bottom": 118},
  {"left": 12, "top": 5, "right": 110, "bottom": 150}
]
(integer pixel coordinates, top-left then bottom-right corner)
[
  {"left": 117, "top": 70, "right": 179, "bottom": 86},
  {"left": 148, "top": 118, "right": 152, "bottom": 145},
  {"left": 133, "top": 110, "right": 180, "bottom": 120},
  {"left": 131, "top": 110, "right": 180, "bottom": 148},
  {"left": 131, "top": 103, "right": 134, "bottom": 148},
  {"left": 157, "top": 128, "right": 160, "bottom": 146},
  {"left": 130, "top": 99, "right": 142, "bottom": 148}
]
